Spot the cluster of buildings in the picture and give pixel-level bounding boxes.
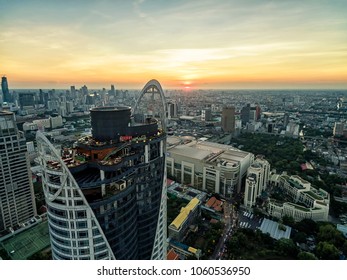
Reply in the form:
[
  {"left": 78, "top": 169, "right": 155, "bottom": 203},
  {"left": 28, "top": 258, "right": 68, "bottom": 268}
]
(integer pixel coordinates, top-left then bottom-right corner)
[
  {"left": 1, "top": 80, "right": 168, "bottom": 260},
  {"left": 165, "top": 132, "right": 331, "bottom": 224},
  {"left": 1, "top": 76, "right": 346, "bottom": 260},
  {"left": 1, "top": 76, "right": 131, "bottom": 115}
]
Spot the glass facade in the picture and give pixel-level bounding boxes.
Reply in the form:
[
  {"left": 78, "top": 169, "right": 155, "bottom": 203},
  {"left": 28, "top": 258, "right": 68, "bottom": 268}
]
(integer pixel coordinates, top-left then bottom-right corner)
[
  {"left": 37, "top": 105, "right": 167, "bottom": 260},
  {"left": 1, "top": 76, "right": 11, "bottom": 103}
]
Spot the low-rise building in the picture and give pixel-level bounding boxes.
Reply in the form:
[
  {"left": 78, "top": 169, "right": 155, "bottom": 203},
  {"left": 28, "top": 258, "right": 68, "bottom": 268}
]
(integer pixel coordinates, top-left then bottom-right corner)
[
  {"left": 166, "top": 136, "right": 254, "bottom": 196},
  {"left": 168, "top": 197, "right": 200, "bottom": 242},
  {"left": 258, "top": 218, "right": 292, "bottom": 240},
  {"left": 267, "top": 175, "right": 329, "bottom": 222}
]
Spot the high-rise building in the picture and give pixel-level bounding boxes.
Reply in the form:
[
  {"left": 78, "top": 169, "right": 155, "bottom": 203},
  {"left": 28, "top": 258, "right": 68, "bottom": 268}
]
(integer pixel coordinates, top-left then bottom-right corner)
[
  {"left": 81, "top": 85, "right": 88, "bottom": 96},
  {"left": 254, "top": 104, "right": 261, "bottom": 121},
  {"left": 244, "top": 155, "right": 270, "bottom": 208},
  {"left": 0, "top": 111, "right": 37, "bottom": 233},
  {"left": 333, "top": 122, "right": 345, "bottom": 137},
  {"left": 201, "top": 108, "right": 212, "bottom": 122},
  {"left": 110, "top": 84, "right": 116, "bottom": 95},
  {"left": 167, "top": 101, "right": 178, "bottom": 119},
  {"left": 36, "top": 81, "right": 167, "bottom": 260},
  {"left": 1, "top": 76, "right": 11, "bottom": 103},
  {"left": 241, "top": 104, "right": 250, "bottom": 126},
  {"left": 39, "top": 89, "right": 45, "bottom": 104},
  {"left": 221, "top": 106, "right": 235, "bottom": 133},
  {"left": 70, "top": 86, "right": 76, "bottom": 97},
  {"left": 283, "top": 113, "right": 290, "bottom": 127},
  {"left": 18, "top": 92, "right": 35, "bottom": 109},
  {"left": 241, "top": 104, "right": 261, "bottom": 126}
]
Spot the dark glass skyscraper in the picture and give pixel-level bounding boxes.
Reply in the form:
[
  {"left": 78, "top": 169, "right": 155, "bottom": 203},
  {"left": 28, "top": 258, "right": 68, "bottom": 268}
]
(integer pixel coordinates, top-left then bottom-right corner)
[
  {"left": 19, "top": 92, "right": 35, "bottom": 108},
  {"left": 1, "top": 76, "right": 11, "bottom": 103},
  {"left": 36, "top": 80, "right": 167, "bottom": 260}
]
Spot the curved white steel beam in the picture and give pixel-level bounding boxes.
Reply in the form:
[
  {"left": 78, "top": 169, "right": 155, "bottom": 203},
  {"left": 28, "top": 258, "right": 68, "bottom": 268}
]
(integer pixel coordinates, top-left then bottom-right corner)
[{"left": 133, "top": 79, "right": 167, "bottom": 132}]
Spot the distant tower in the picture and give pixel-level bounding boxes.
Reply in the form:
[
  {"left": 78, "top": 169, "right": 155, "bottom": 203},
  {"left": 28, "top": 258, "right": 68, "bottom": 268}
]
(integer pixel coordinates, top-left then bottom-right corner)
[
  {"left": 333, "top": 122, "right": 345, "bottom": 137},
  {"left": 221, "top": 106, "right": 235, "bottom": 133},
  {"left": 81, "top": 85, "right": 88, "bottom": 96},
  {"left": 201, "top": 108, "right": 212, "bottom": 122},
  {"left": 18, "top": 92, "right": 35, "bottom": 109},
  {"left": 241, "top": 104, "right": 251, "bottom": 126},
  {"left": 167, "top": 101, "right": 178, "bottom": 119},
  {"left": 39, "top": 89, "right": 44, "bottom": 104},
  {"left": 70, "top": 86, "right": 76, "bottom": 98},
  {"left": 1, "top": 76, "right": 11, "bottom": 103},
  {"left": 283, "top": 113, "right": 290, "bottom": 127},
  {"left": 255, "top": 104, "right": 261, "bottom": 121},
  {"left": 110, "top": 84, "right": 115, "bottom": 95},
  {"left": 0, "top": 111, "right": 37, "bottom": 232}
]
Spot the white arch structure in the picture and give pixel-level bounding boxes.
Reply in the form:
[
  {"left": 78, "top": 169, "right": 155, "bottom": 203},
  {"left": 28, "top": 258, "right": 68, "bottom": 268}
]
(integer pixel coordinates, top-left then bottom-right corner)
[
  {"left": 133, "top": 79, "right": 167, "bottom": 132},
  {"left": 133, "top": 79, "right": 168, "bottom": 260}
]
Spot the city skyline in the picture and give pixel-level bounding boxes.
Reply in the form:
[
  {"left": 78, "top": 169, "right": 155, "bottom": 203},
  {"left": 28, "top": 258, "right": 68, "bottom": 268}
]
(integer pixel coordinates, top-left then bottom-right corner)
[{"left": 1, "top": 0, "right": 347, "bottom": 90}]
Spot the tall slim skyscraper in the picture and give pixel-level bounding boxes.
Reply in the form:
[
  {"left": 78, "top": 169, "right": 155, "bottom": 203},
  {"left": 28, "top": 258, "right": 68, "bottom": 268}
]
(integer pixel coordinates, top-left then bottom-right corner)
[
  {"left": 1, "top": 76, "right": 11, "bottom": 103},
  {"left": 241, "top": 104, "right": 251, "bottom": 126},
  {"left": 0, "top": 111, "right": 37, "bottom": 233},
  {"left": 70, "top": 86, "right": 76, "bottom": 99},
  {"left": 36, "top": 80, "right": 167, "bottom": 260},
  {"left": 221, "top": 106, "right": 235, "bottom": 133},
  {"left": 110, "top": 84, "right": 115, "bottom": 95}
]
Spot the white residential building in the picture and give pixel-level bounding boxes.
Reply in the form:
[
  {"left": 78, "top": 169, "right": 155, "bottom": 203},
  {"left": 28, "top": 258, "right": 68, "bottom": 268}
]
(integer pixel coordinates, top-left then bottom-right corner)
[
  {"left": 267, "top": 175, "right": 329, "bottom": 222},
  {"left": 244, "top": 155, "right": 270, "bottom": 208},
  {"left": 0, "top": 111, "right": 37, "bottom": 232}
]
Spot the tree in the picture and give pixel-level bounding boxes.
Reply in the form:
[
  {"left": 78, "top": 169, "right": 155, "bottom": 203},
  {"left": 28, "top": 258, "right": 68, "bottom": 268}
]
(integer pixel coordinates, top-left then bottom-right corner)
[
  {"left": 0, "top": 248, "right": 10, "bottom": 260},
  {"left": 227, "top": 232, "right": 249, "bottom": 256},
  {"left": 297, "top": 251, "right": 317, "bottom": 260},
  {"left": 342, "top": 240, "right": 347, "bottom": 256},
  {"left": 275, "top": 238, "right": 299, "bottom": 258},
  {"left": 317, "top": 224, "right": 345, "bottom": 248},
  {"left": 292, "top": 231, "right": 307, "bottom": 244},
  {"left": 294, "top": 219, "right": 318, "bottom": 235},
  {"left": 282, "top": 215, "right": 295, "bottom": 227},
  {"left": 316, "top": 242, "right": 340, "bottom": 260},
  {"left": 330, "top": 197, "right": 347, "bottom": 216}
]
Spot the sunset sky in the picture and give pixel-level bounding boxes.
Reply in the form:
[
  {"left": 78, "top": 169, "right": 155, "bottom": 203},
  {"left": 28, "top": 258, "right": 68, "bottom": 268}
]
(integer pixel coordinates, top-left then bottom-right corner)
[{"left": 1, "top": 0, "right": 347, "bottom": 89}]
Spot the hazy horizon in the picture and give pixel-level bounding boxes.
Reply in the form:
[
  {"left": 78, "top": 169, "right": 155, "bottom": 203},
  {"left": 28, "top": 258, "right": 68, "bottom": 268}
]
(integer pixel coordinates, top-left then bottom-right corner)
[{"left": 6, "top": 85, "right": 347, "bottom": 91}]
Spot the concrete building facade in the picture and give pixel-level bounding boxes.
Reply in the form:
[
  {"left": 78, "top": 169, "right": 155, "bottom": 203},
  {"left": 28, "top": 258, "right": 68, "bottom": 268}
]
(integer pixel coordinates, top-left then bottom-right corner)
[
  {"left": 244, "top": 155, "right": 270, "bottom": 208},
  {"left": 166, "top": 136, "right": 253, "bottom": 196},
  {"left": 221, "top": 106, "right": 235, "bottom": 133},
  {"left": 267, "top": 175, "right": 329, "bottom": 222},
  {"left": 0, "top": 111, "right": 37, "bottom": 233}
]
